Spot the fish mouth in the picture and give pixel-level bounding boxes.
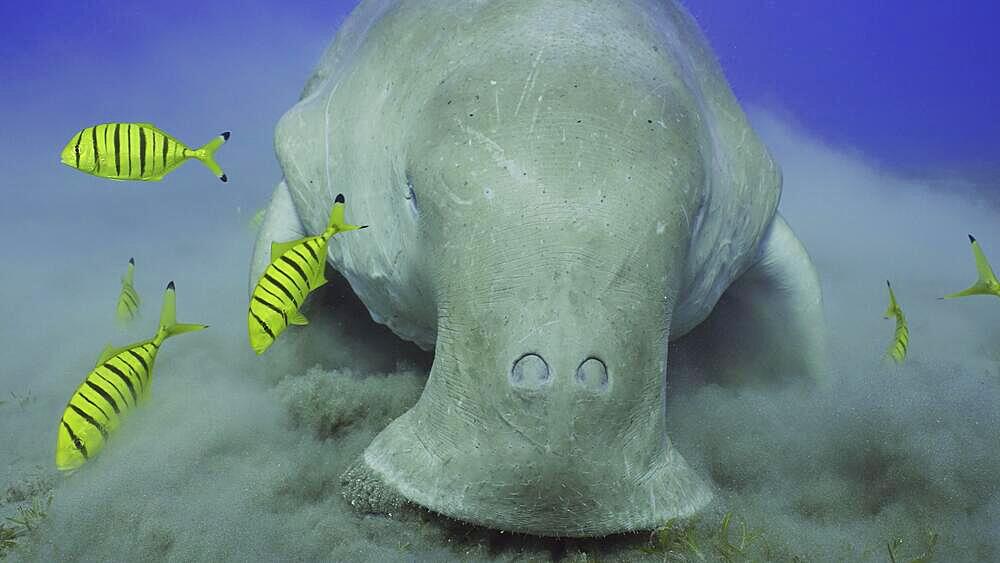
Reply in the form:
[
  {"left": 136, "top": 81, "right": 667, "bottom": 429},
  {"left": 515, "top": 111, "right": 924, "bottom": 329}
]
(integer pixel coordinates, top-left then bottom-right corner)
[{"left": 59, "top": 150, "right": 80, "bottom": 169}]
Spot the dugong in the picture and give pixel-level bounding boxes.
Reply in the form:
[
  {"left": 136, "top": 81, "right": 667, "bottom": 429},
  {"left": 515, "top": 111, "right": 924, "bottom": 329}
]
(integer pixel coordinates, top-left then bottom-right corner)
[{"left": 251, "top": 0, "right": 828, "bottom": 537}]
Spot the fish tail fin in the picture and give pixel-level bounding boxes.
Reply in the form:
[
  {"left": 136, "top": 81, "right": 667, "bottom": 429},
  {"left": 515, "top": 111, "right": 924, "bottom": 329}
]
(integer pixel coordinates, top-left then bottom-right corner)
[
  {"left": 326, "top": 193, "right": 368, "bottom": 234},
  {"left": 883, "top": 280, "right": 898, "bottom": 318},
  {"left": 970, "top": 235, "right": 1000, "bottom": 288},
  {"left": 123, "top": 257, "right": 135, "bottom": 285},
  {"left": 155, "top": 281, "right": 208, "bottom": 343},
  {"left": 943, "top": 234, "right": 1000, "bottom": 298},
  {"left": 943, "top": 285, "right": 990, "bottom": 299},
  {"left": 193, "top": 131, "right": 230, "bottom": 182}
]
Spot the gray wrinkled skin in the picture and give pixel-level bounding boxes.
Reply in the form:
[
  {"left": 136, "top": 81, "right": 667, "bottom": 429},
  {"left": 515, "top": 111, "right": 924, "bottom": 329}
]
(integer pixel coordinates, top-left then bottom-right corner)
[{"left": 252, "top": 0, "right": 827, "bottom": 537}]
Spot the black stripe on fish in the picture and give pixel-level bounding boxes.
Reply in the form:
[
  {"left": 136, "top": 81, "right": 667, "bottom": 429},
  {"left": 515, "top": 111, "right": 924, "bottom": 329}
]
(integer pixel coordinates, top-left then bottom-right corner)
[
  {"left": 263, "top": 273, "right": 296, "bottom": 304},
  {"left": 139, "top": 127, "right": 146, "bottom": 176},
  {"left": 95, "top": 371, "right": 130, "bottom": 408},
  {"left": 78, "top": 391, "right": 110, "bottom": 421},
  {"left": 163, "top": 136, "right": 169, "bottom": 168},
  {"left": 74, "top": 131, "right": 82, "bottom": 168},
  {"left": 86, "top": 380, "right": 120, "bottom": 415},
  {"left": 250, "top": 310, "right": 276, "bottom": 340},
  {"left": 127, "top": 349, "right": 150, "bottom": 377},
  {"left": 62, "top": 420, "right": 89, "bottom": 459},
  {"left": 253, "top": 295, "right": 288, "bottom": 323},
  {"left": 92, "top": 126, "right": 100, "bottom": 173},
  {"left": 69, "top": 403, "right": 109, "bottom": 440},
  {"left": 114, "top": 123, "right": 121, "bottom": 176},
  {"left": 302, "top": 240, "right": 318, "bottom": 261},
  {"left": 272, "top": 264, "right": 307, "bottom": 300},
  {"left": 279, "top": 255, "right": 310, "bottom": 291},
  {"left": 105, "top": 362, "right": 138, "bottom": 404},
  {"left": 292, "top": 247, "right": 320, "bottom": 285},
  {"left": 257, "top": 283, "right": 285, "bottom": 305},
  {"left": 117, "top": 355, "right": 146, "bottom": 392},
  {"left": 121, "top": 287, "right": 138, "bottom": 310},
  {"left": 291, "top": 247, "right": 314, "bottom": 269},
  {"left": 127, "top": 125, "right": 133, "bottom": 176}
]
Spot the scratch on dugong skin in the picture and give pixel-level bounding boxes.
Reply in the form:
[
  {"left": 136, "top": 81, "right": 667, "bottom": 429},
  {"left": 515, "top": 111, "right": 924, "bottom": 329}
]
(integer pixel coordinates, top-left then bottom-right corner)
[
  {"left": 529, "top": 94, "right": 544, "bottom": 136},
  {"left": 622, "top": 82, "right": 670, "bottom": 136},
  {"left": 514, "top": 47, "right": 545, "bottom": 118},
  {"left": 441, "top": 178, "right": 473, "bottom": 206},
  {"left": 516, "top": 319, "right": 560, "bottom": 345},
  {"left": 677, "top": 201, "right": 691, "bottom": 231},
  {"left": 490, "top": 79, "right": 501, "bottom": 124},
  {"left": 459, "top": 123, "right": 529, "bottom": 181}
]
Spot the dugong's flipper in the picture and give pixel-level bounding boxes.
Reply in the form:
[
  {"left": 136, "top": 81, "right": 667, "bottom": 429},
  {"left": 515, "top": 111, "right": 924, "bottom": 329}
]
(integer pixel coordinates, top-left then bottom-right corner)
[
  {"left": 249, "top": 180, "right": 307, "bottom": 295},
  {"left": 673, "top": 214, "right": 829, "bottom": 387}
]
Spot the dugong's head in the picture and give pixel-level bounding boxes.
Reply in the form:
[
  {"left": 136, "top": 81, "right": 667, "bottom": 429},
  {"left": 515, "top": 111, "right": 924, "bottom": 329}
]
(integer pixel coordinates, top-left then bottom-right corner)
[{"left": 272, "top": 0, "right": 782, "bottom": 537}]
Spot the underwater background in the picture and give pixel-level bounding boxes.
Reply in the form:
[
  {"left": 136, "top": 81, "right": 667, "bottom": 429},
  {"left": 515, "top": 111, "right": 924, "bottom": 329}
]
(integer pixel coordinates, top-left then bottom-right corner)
[{"left": 1, "top": 0, "right": 998, "bottom": 561}]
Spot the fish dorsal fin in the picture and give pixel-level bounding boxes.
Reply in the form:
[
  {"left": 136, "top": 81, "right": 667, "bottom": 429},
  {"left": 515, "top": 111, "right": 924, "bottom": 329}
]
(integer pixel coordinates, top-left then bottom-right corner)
[
  {"left": 95, "top": 343, "right": 125, "bottom": 367},
  {"left": 270, "top": 238, "right": 307, "bottom": 261},
  {"left": 288, "top": 310, "right": 309, "bottom": 326},
  {"left": 96, "top": 339, "right": 154, "bottom": 368}
]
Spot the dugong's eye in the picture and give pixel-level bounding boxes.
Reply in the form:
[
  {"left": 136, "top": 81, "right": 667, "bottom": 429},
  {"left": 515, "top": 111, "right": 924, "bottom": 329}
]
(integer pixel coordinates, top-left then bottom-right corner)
[{"left": 404, "top": 176, "right": 419, "bottom": 217}]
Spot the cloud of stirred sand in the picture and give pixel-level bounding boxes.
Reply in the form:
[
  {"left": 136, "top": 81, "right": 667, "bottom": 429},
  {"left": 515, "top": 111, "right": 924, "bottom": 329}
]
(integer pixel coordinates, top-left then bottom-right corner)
[{"left": 1, "top": 108, "right": 998, "bottom": 561}]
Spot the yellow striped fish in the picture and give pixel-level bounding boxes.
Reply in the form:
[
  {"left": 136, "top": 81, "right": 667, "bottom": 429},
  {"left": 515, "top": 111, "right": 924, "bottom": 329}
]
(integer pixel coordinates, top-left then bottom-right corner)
[
  {"left": 60, "top": 123, "right": 230, "bottom": 182},
  {"left": 56, "top": 281, "right": 207, "bottom": 471},
  {"left": 883, "top": 280, "right": 909, "bottom": 364},
  {"left": 248, "top": 193, "right": 367, "bottom": 355},
  {"left": 116, "top": 257, "right": 141, "bottom": 325},
  {"left": 942, "top": 234, "right": 1000, "bottom": 299}
]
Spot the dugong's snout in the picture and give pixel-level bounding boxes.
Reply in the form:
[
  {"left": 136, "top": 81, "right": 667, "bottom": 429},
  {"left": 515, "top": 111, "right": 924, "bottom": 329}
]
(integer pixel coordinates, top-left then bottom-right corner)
[{"left": 362, "top": 287, "right": 714, "bottom": 536}]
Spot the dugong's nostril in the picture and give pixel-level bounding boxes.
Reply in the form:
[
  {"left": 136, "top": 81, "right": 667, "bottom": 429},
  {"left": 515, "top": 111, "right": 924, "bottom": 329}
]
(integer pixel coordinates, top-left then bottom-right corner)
[
  {"left": 510, "top": 353, "right": 551, "bottom": 389},
  {"left": 575, "top": 357, "right": 609, "bottom": 392}
]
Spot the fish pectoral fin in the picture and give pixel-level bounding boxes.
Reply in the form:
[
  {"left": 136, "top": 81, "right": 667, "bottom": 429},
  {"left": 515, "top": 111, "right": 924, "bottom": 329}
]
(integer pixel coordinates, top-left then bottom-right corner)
[
  {"left": 288, "top": 310, "right": 309, "bottom": 326},
  {"left": 270, "top": 238, "right": 307, "bottom": 261}
]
